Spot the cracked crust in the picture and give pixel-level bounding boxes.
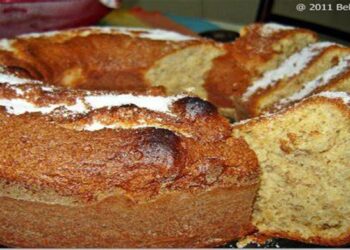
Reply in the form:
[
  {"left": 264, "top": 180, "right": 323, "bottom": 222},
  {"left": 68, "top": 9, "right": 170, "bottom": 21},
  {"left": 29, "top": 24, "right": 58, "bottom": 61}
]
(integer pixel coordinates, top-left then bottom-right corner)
[{"left": 0, "top": 58, "right": 259, "bottom": 246}]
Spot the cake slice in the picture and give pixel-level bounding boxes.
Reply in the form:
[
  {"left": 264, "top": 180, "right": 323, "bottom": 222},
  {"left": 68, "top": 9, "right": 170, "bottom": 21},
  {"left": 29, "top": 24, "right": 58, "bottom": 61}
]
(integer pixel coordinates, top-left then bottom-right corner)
[
  {"left": 232, "top": 92, "right": 350, "bottom": 246},
  {"left": 274, "top": 55, "right": 350, "bottom": 110},
  {"left": 239, "top": 43, "right": 350, "bottom": 119},
  {"left": 232, "top": 23, "right": 318, "bottom": 75},
  {"left": 204, "top": 23, "right": 317, "bottom": 118}
]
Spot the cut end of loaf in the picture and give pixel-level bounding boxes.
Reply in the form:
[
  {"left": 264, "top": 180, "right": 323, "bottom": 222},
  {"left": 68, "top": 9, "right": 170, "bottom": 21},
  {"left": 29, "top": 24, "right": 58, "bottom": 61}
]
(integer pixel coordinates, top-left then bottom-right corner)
[
  {"left": 233, "top": 94, "right": 350, "bottom": 246},
  {"left": 145, "top": 45, "right": 224, "bottom": 100}
]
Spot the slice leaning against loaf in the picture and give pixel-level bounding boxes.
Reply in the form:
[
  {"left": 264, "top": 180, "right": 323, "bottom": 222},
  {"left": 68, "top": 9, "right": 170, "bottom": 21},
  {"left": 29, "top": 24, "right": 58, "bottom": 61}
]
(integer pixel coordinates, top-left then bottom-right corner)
[
  {"left": 231, "top": 23, "right": 317, "bottom": 76},
  {"left": 232, "top": 92, "right": 350, "bottom": 246},
  {"left": 238, "top": 43, "right": 350, "bottom": 119},
  {"left": 206, "top": 23, "right": 317, "bottom": 118},
  {"left": 274, "top": 55, "right": 350, "bottom": 110}
]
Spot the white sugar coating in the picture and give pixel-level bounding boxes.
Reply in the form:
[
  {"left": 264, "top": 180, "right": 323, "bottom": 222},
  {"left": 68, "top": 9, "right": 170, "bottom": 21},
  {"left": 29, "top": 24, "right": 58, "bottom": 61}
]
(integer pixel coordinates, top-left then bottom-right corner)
[
  {"left": 17, "top": 26, "right": 195, "bottom": 42},
  {"left": 0, "top": 39, "right": 14, "bottom": 52},
  {"left": 83, "top": 120, "right": 119, "bottom": 131},
  {"left": 278, "top": 55, "right": 350, "bottom": 105},
  {"left": 66, "top": 98, "right": 87, "bottom": 113},
  {"left": 13, "top": 87, "right": 24, "bottom": 95},
  {"left": 0, "top": 98, "right": 88, "bottom": 115},
  {"left": 0, "top": 99, "right": 61, "bottom": 115},
  {"left": 317, "top": 91, "right": 350, "bottom": 104},
  {"left": 260, "top": 23, "right": 294, "bottom": 36},
  {"left": 242, "top": 42, "right": 337, "bottom": 101},
  {"left": 83, "top": 120, "right": 151, "bottom": 131},
  {"left": 41, "top": 86, "right": 55, "bottom": 92},
  {"left": 18, "top": 30, "right": 61, "bottom": 39},
  {"left": 0, "top": 71, "right": 41, "bottom": 85},
  {"left": 138, "top": 29, "right": 194, "bottom": 41},
  {"left": 0, "top": 93, "right": 184, "bottom": 116},
  {"left": 81, "top": 119, "right": 193, "bottom": 137},
  {"left": 85, "top": 94, "right": 183, "bottom": 113}
]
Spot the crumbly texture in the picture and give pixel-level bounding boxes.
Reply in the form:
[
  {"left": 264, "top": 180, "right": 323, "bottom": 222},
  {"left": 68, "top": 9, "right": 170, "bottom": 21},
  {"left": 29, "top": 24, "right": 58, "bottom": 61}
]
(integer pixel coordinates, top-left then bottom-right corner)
[
  {"left": 146, "top": 44, "right": 225, "bottom": 99},
  {"left": 233, "top": 95, "right": 350, "bottom": 246}
]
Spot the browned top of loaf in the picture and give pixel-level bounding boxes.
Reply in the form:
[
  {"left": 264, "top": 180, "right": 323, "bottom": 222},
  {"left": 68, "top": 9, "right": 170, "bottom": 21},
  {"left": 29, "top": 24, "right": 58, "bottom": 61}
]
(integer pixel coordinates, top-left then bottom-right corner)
[
  {"left": 0, "top": 75, "right": 258, "bottom": 203},
  {"left": 0, "top": 28, "right": 217, "bottom": 92}
]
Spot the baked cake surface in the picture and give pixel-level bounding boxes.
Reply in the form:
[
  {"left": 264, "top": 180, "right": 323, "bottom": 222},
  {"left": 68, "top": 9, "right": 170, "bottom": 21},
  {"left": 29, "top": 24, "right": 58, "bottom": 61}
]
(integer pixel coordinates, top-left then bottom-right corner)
[
  {"left": 0, "top": 67, "right": 259, "bottom": 247},
  {"left": 233, "top": 92, "right": 350, "bottom": 246},
  {"left": 0, "top": 27, "right": 248, "bottom": 117},
  {"left": 1, "top": 24, "right": 349, "bottom": 247}
]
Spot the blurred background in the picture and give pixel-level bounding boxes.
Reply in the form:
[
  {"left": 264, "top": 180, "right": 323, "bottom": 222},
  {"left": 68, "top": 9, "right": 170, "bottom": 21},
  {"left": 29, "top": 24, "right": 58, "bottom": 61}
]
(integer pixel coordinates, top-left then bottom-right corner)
[{"left": 0, "top": 0, "right": 349, "bottom": 44}]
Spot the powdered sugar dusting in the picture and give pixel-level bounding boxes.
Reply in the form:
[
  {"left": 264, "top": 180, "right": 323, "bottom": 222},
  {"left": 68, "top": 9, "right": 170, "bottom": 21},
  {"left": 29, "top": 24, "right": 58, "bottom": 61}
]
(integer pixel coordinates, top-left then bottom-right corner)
[
  {"left": 13, "top": 87, "right": 25, "bottom": 95},
  {"left": 138, "top": 29, "right": 194, "bottom": 41},
  {"left": 17, "top": 27, "right": 195, "bottom": 42},
  {"left": 41, "top": 86, "right": 55, "bottom": 92},
  {"left": 0, "top": 99, "right": 62, "bottom": 115},
  {"left": 83, "top": 119, "right": 151, "bottom": 131},
  {"left": 0, "top": 39, "right": 14, "bottom": 52},
  {"left": 0, "top": 87, "right": 186, "bottom": 122},
  {"left": 0, "top": 93, "right": 184, "bottom": 116},
  {"left": 242, "top": 42, "right": 337, "bottom": 101},
  {"left": 0, "top": 71, "right": 41, "bottom": 85},
  {"left": 260, "top": 23, "right": 294, "bottom": 37},
  {"left": 317, "top": 91, "right": 350, "bottom": 104},
  {"left": 278, "top": 55, "right": 350, "bottom": 106},
  {"left": 0, "top": 68, "right": 185, "bottom": 117},
  {"left": 0, "top": 97, "right": 89, "bottom": 115},
  {"left": 83, "top": 120, "right": 117, "bottom": 131},
  {"left": 85, "top": 94, "right": 183, "bottom": 113}
]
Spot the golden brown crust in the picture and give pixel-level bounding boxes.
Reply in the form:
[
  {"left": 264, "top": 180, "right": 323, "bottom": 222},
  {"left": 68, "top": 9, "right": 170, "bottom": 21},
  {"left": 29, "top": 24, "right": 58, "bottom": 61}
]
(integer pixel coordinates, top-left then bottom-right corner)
[
  {"left": 0, "top": 28, "right": 261, "bottom": 246},
  {"left": 233, "top": 93, "right": 350, "bottom": 131},
  {"left": 0, "top": 185, "right": 258, "bottom": 248},
  {"left": 0, "top": 30, "right": 202, "bottom": 91},
  {"left": 0, "top": 28, "right": 259, "bottom": 205},
  {"left": 0, "top": 91, "right": 258, "bottom": 203},
  {"left": 0, "top": 27, "right": 255, "bottom": 114},
  {"left": 204, "top": 49, "right": 253, "bottom": 108},
  {"left": 5, "top": 25, "right": 343, "bottom": 247}
]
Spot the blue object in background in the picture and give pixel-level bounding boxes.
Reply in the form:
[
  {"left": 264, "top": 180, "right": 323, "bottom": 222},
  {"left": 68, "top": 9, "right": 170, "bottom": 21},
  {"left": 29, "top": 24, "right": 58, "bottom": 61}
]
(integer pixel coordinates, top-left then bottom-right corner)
[{"left": 165, "top": 13, "right": 220, "bottom": 33}]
